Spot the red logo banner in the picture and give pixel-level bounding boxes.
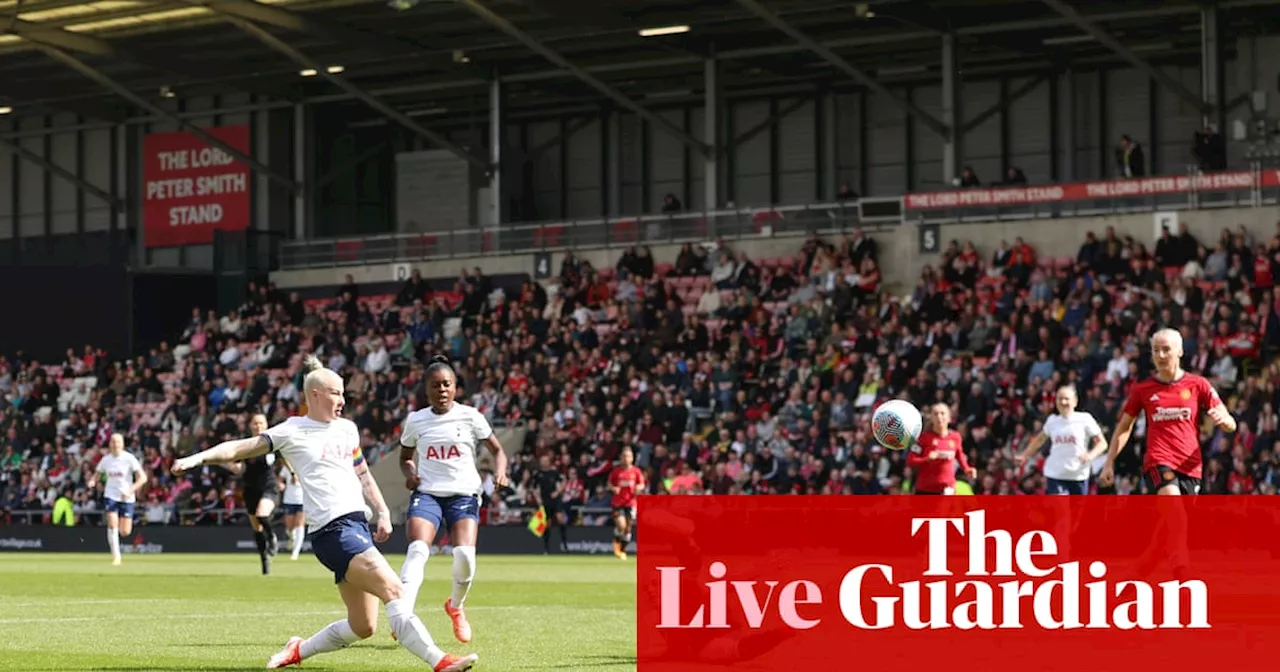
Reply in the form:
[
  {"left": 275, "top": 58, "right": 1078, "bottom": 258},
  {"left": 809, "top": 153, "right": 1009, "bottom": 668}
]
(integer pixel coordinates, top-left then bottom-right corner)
[
  {"left": 904, "top": 170, "right": 1273, "bottom": 210},
  {"left": 637, "top": 496, "right": 1280, "bottom": 671},
  {"left": 142, "top": 125, "right": 251, "bottom": 248}
]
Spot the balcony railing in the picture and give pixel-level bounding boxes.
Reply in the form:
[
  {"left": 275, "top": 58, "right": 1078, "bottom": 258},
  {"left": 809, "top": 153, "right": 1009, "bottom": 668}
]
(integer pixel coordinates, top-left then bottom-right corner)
[
  {"left": 279, "top": 164, "right": 1280, "bottom": 270},
  {"left": 281, "top": 199, "right": 901, "bottom": 270}
]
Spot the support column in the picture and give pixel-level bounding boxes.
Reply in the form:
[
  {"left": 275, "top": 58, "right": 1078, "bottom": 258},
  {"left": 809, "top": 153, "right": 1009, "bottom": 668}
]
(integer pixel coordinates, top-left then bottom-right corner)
[
  {"left": 1062, "top": 69, "right": 1077, "bottom": 181},
  {"left": 608, "top": 108, "right": 622, "bottom": 216},
  {"left": 703, "top": 56, "right": 722, "bottom": 212},
  {"left": 293, "top": 103, "right": 306, "bottom": 240},
  {"left": 823, "top": 93, "right": 838, "bottom": 201},
  {"left": 488, "top": 76, "right": 505, "bottom": 228},
  {"left": 1200, "top": 4, "right": 1223, "bottom": 131},
  {"left": 941, "top": 33, "right": 963, "bottom": 186}
]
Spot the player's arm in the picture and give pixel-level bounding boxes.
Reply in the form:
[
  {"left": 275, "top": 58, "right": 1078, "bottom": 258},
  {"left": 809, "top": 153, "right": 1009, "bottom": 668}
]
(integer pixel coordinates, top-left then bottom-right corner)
[
  {"left": 128, "top": 465, "right": 148, "bottom": 498},
  {"left": 355, "top": 458, "right": 389, "bottom": 521},
  {"left": 399, "top": 421, "right": 419, "bottom": 490},
  {"left": 1099, "top": 412, "right": 1137, "bottom": 485},
  {"left": 1203, "top": 381, "right": 1237, "bottom": 432},
  {"left": 225, "top": 461, "right": 245, "bottom": 476},
  {"left": 171, "top": 436, "right": 271, "bottom": 473},
  {"left": 905, "top": 441, "right": 930, "bottom": 468},
  {"left": 608, "top": 468, "right": 620, "bottom": 494},
  {"left": 399, "top": 443, "right": 418, "bottom": 489},
  {"left": 482, "top": 435, "right": 510, "bottom": 488},
  {"left": 956, "top": 442, "right": 977, "bottom": 478},
  {"left": 1014, "top": 433, "right": 1047, "bottom": 465},
  {"left": 354, "top": 450, "right": 393, "bottom": 542},
  {"left": 1083, "top": 433, "right": 1109, "bottom": 462}
]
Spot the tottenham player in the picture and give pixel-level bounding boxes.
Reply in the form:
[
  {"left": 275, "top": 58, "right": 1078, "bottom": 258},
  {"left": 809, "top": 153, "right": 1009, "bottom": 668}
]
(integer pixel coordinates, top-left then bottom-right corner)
[
  {"left": 172, "top": 356, "right": 476, "bottom": 672},
  {"left": 227, "top": 413, "right": 281, "bottom": 575},
  {"left": 96, "top": 433, "right": 146, "bottom": 566},
  {"left": 1014, "top": 385, "right": 1106, "bottom": 494},
  {"left": 1100, "top": 328, "right": 1236, "bottom": 495},
  {"left": 398, "top": 356, "right": 510, "bottom": 645},
  {"left": 607, "top": 448, "right": 645, "bottom": 560},
  {"left": 907, "top": 404, "right": 976, "bottom": 495},
  {"left": 280, "top": 460, "right": 306, "bottom": 561}
]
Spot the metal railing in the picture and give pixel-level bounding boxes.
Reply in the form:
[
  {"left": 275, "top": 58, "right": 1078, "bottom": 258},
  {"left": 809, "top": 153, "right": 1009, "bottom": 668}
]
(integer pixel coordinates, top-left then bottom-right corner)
[
  {"left": 280, "top": 199, "right": 901, "bottom": 270},
  {"left": 279, "top": 164, "right": 1280, "bottom": 271}
]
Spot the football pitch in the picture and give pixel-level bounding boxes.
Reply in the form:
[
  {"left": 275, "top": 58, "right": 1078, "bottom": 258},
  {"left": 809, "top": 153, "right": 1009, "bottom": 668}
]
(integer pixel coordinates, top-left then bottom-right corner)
[{"left": 0, "top": 553, "right": 636, "bottom": 671}]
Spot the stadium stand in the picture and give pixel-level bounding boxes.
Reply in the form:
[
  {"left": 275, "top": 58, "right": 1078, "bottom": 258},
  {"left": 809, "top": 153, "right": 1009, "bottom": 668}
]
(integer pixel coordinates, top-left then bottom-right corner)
[{"left": 5, "top": 211, "right": 1280, "bottom": 534}]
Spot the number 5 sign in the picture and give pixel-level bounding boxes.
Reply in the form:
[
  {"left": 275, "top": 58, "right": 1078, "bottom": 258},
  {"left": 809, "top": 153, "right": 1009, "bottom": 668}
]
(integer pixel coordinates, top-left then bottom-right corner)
[
  {"left": 533, "top": 252, "right": 552, "bottom": 279},
  {"left": 918, "top": 223, "right": 940, "bottom": 254}
]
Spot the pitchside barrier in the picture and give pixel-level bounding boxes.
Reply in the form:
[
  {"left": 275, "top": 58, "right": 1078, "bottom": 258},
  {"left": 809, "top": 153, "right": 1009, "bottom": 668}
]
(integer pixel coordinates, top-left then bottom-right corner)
[{"left": 0, "top": 525, "right": 635, "bottom": 556}]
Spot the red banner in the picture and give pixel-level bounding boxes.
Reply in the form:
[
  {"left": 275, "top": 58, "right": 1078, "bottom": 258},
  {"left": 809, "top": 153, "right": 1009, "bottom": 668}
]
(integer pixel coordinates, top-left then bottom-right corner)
[
  {"left": 905, "top": 170, "right": 1274, "bottom": 210},
  {"left": 142, "top": 125, "right": 251, "bottom": 248},
  {"left": 638, "top": 496, "right": 1280, "bottom": 672}
]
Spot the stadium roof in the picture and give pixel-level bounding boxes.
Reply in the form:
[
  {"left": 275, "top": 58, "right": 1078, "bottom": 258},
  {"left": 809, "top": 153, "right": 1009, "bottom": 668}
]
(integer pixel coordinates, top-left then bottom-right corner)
[{"left": 1, "top": 0, "right": 1277, "bottom": 127}]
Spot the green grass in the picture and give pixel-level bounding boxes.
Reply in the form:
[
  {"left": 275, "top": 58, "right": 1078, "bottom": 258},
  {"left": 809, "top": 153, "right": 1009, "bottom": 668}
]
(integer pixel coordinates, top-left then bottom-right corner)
[{"left": 0, "top": 553, "right": 636, "bottom": 671}]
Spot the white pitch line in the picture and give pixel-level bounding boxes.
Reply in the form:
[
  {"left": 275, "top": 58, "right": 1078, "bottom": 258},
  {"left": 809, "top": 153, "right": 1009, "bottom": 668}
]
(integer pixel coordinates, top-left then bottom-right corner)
[
  {"left": 0, "top": 610, "right": 344, "bottom": 625},
  {"left": 0, "top": 604, "right": 629, "bottom": 624},
  {"left": 0, "top": 598, "right": 176, "bottom": 608}
]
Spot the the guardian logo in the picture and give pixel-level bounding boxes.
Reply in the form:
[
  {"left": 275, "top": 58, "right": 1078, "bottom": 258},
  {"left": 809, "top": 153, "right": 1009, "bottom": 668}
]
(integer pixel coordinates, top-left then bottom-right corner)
[{"left": 655, "top": 510, "right": 1208, "bottom": 631}]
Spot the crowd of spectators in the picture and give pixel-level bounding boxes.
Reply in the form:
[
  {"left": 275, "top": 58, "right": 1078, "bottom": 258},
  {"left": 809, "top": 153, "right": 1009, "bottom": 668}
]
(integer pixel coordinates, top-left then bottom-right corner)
[{"left": 5, "top": 213, "right": 1280, "bottom": 531}]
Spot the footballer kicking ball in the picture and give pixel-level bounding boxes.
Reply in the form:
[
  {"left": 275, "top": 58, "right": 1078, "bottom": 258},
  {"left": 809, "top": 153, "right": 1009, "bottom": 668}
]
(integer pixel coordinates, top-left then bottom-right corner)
[{"left": 871, "top": 399, "right": 923, "bottom": 450}]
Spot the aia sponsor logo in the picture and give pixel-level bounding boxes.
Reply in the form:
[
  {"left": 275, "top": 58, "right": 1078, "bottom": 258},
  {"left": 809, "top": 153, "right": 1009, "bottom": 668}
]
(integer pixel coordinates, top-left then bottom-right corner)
[
  {"left": 423, "top": 444, "right": 463, "bottom": 460},
  {"left": 654, "top": 510, "right": 1208, "bottom": 632},
  {"left": 319, "top": 443, "right": 349, "bottom": 463}
]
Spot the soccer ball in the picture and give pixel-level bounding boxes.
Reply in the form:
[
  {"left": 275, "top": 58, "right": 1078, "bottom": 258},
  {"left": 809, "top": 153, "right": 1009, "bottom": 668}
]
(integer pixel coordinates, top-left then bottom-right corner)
[{"left": 871, "top": 400, "right": 923, "bottom": 450}]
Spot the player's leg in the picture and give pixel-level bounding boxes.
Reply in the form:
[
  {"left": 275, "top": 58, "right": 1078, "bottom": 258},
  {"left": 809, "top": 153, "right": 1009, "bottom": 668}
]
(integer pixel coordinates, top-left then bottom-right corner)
[
  {"left": 347, "top": 547, "right": 477, "bottom": 671},
  {"left": 401, "top": 493, "right": 442, "bottom": 611},
  {"left": 244, "top": 490, "right": 271, "bottom": 574},
  {"left": 443, "top": 496, "right": 480, "bottom": 643},
  {"left": 257, "top": 497, "right": 279, "bottom": 556},
  {"left": 1137, "top": 466, "right": 1193, "bottom": 576},
  {"left": 119, "top": 502, "right": 135, "bottom": 536},
  {"left": 286, "top": 508, "right": 306, "bottom": 560},
  {"left": 612, "top": 508, "right": 628, "bottom": 559},
  {"left": 622, "top": 506, "right": 636, "bottom": 555},
  {"left": 104, "top": 504, "right": 121, "bottom": 565},
  {"left": 269, "top": 514, "right": 474, "bottom": 671}
]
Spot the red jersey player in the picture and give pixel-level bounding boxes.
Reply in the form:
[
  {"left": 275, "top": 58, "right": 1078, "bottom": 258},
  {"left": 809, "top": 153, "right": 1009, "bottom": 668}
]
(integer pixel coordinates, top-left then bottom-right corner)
[
  {"left": 907, "top": 404, "right": 976, "bottom": 495},
  {"left": 1101, "top": 328, "right": 1236, "bottom": 495},
  {"left": 608, "top": 447, "right": 645, "bottom": 560}
]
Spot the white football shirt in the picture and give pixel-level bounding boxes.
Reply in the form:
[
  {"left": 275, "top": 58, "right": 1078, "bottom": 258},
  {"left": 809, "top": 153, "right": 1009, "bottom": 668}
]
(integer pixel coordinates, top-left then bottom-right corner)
[
  {"left": 1040, "top": 411, "right": 1105, "bottom": 482},
  {"left": 401, "top": 403, "right": 493, "bottom": 497},
  {"left": 262, "top": 416, "right": 369, "bottom": 532},
  {"left": 280, "top": 463, "right": 304, "bottom": 506},
  {"left": 97, "top": 452, "right": 142, "bottom": 503}
]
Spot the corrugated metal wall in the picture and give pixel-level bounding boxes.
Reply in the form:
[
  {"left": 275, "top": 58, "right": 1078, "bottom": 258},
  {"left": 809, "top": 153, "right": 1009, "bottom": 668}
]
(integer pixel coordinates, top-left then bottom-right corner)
[{"left": 0, "top": 61, "right": 1244, "bottom": 254}]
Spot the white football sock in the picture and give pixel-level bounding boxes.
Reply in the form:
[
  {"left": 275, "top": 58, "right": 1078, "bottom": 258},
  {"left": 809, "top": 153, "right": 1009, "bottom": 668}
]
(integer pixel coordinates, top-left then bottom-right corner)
[
  {"left": 290, "top": 527, "right": 305, "bottom": 560},
  {"left": 399, "top": 540, "right": 430, "bottom": 609},
  {"left": 107, "top": 528, "right": 120, "bottom": 559},
  {"left": 299, "top": 619, "right": 360, "bottom": 659},
  {"left": 386, "top": 598, "right": 445, "bottom": 666},
  {"left": 450, "top": 546, "right": 476, "bottom": 609}
]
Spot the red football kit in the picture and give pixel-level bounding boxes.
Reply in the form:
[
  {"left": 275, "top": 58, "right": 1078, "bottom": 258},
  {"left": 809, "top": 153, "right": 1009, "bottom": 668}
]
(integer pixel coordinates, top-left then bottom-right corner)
[
  {"left": 1121, "top": 372, "right": 1222, "bottom": 479},
  {"left": 908, "top": 429, "right": 971, "bottom": 493},
  {"left": 609, "top": 465, "right": 645, "bottom": 510}
]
